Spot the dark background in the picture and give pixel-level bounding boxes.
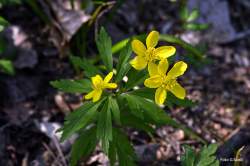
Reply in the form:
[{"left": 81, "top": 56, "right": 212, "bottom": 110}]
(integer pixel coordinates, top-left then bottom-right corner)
[{"left": 0, "top": 0, "right": 250, "bottom": 165}]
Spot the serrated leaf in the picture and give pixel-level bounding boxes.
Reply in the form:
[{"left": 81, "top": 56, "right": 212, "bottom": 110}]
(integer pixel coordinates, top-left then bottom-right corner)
[
  {"left": 181, "top": 145, "right": 196, "bottom": 166},
  {"left": 125, "top": 68, "right": 148, "bottom": 90},
  {"left": 129, "top": 94, "right": 206, "bottom": 143},
  {"left": 187, "top": 9, "right": 199, "bottom": 22},
  {"left": 124, "top": 94, "right": 144, "bottom": 119},
  {"left": 60, "top": 99, "right": 104, "bottom": 141},
  {"left": 108, "top": 140, "right": 117, "bottom": 166},
  {"left": 114, "top": 128, "right": 136, "bottom": 166},
  {"left": 200, "top": 144, "right": 218, "bottom": 158},
  {"left": 97, "top": 98, "right": 113, "bottom": 154},
  {"left": 121, "top": 110, "right": 154, "bottom": 133},
  {"left": 197, "top": 156, "right": 217, "bottom": 166},
  {"left": 50, "top": 79, "right": 92, "bottom": 93},
  {"left": 69, "top": 55, "right": 102, "bottom": 77},
  {"left": 196, "top": 144, "right": 219, "bottom": 166},
  {"left": 115, "top": 41, "right": 132, "bottom": 82},
  {"left": 96, "top": 27, "right": 113, "bottom": 71},
  {"left": 0, "top": 59, "right": 15, "bottom": 75},
  {"left": 70, "top": 127, "right": 97, "bottom": 166},
  {"left": 109, "top": 97, "right": 121, "bottom": 125},
  {"left": 211, "top": 160, "right": 220, "bottom": 166}
]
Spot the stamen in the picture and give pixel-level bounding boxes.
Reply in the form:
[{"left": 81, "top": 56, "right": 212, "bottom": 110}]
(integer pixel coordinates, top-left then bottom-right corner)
[{"left": 145, "top": 47, "right": 156, "bottom": 61}]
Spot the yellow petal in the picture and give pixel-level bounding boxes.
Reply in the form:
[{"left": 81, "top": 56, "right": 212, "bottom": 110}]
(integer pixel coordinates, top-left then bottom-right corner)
[
  {"left": 91, "top": 75, "right": 103, "bottom": 88},
  {"left": 92, "top": 89, "right": 102, "bottom": 102},
  {"left": 132, "top": 40, "right": 146, "bottom": 56},
  {"left": 155, "top": 46, "right": 176, "bottom": 59},
  {"left": 155, "top": 87, "right": 167, "bottom": 105},
  {"left": 167, "top": 61, "right": 187, "bottom": 79},
  {"left": 146, "top": 31, "right": 159, "bottom": 48},
  {"left": 144, "top": 75, "right": 162, "bottom": 88},
  {"left": 130, "top": 56, "right": 147, "bottom": 70},
  {"left": 169, "top": 82, "right": 186, "bottom": 99},
  {"left": 85, "top": 90, "right": 94, "bottom": 100},
  {"left": 105, "top": 83, "right": 117, "bottom": 89},
  {"left": 158, "top": 59, "right": 169, "bottom": 75},
  {"left": 148, "top": 62, "right": 158, "bottom": 76},
  {"left": 104, "top": 72, "right": 113, "bottom": 83}
]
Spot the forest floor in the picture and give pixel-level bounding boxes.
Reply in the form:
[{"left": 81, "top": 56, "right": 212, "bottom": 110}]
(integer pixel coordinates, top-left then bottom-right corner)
[{"left": 0, "top": 0, "right": 250, "bottom": 166}]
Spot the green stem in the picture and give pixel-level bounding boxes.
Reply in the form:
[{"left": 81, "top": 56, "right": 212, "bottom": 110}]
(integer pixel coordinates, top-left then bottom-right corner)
[
  {"left": 111, "top": 34, "right": 204, "bottom": 60},
  {"left": 159, "top": 34, "right": 203, "bottom": 60}
]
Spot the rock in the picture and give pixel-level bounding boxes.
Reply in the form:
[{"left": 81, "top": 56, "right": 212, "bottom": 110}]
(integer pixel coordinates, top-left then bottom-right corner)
[{"left": 187, "top": 0, "right": 237, "bottom": 43}]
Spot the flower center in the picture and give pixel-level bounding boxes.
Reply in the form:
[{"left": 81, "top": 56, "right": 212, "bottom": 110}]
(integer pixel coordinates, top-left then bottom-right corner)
[
  {"left": 161, "top": 78, "right": 177, "bottom": 90},
  {"left": 145, "top": 47, "right": 156, "bottom": 62},
  {"left": 93, "top": 81, "right": 105, "bottom": 90}
]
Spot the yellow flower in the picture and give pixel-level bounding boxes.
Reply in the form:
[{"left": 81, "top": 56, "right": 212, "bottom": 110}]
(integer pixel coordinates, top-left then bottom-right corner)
[
  {"left": 130, "top": 30, "right": 176, "bottom": 70},
  {"left": 144, "top": 59, "right": 187, "bottom": 105},
  {"left": 85, "top": 72, "right": 117, "bottom": 102}
]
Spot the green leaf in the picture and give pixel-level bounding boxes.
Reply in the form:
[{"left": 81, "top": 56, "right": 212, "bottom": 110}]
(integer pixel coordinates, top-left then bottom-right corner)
[
  {"left": 115, "top": 41, "right": 132, "bottom": 82},
  {"left": 0, "top": 0, "right": 21, "bottom": 7},
  {"left": 181, "top": 145, "right": 196, "bottom": 166},
  {"left": 109, "top": 97, "right": 121, "bottom": 125},
  {"left": 187, "top": 9, "right": 199, "bottom": 22},
  {"left": 125, "top": 68, "right": 148, "bottom": 90},
  {"left": 0, "top": 16, "right": 9, "bottom": 32},
  {"left": 60, "top": 99, "right": 104, "bottom": 141},
  {"left": 0, "top": 37, "right": 7, "bottom": 54},
  {"left": 124, "top": 94, "right": 144, "bottom": 119},
  {"left": 96, "top": 27, "right": 113, "bottom": 71},
  {"left": 0, "top": 59, "right": 15, "bottom": 75},
  {"left": 70, "top": 127, "right": 97, "bottom": 166},
  {"left": 111, "top": 34, "right": 146, "bottom": 55},
  {"left": 180, "top": 6, "right": 189, "bottom": 21},
  {"left": 112, "top": 38, "right": 130, "bottom": 54},
  {"left": 108, "top": 140, "right": 117, "bottom": 166},
  {"left": 113, "top": 128, "right": 136, "bottom": 166},
  {"left": 128, "top": 94, "right": 206, "bottom": 143},
  {"left": 50, "top": 79, "right": 92, "bottom": 93},
  {"left": 183, "top": 23, "right": 209, "bottom": 31},
  {"left": 69, "top": 55, "right": 102, "bottom": 77},
  {"left": 211, "top": 160, "right": 220, "bottom": 166},
  {"left": 196, "top": 144, "right": 218, "bottom": 166},
  {"left": 128, "top": 88, "right": 154, "bottom": 100},
  {"left": 97, "top": 98, "right": 113, "bottom": 154},
  {"left": 181, "top": 144, "right": 219, "bottom": 166},
  {"left": 121, "top": 109, "right": 154, "bottom": 133}
]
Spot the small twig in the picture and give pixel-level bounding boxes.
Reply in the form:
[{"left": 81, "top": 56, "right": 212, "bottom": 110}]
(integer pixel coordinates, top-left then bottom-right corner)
[
  {"left": 52, "top": 136, "right": 67, "bottom": 166},
  {"left": 94, "top": 1, "right": 116, "bottom": 41},
  {"left": 42, "top": 142, "right": 59, "bottom": 163},
  {"left": 210, "top": 116, "right": 234, "bottom": 129},
  {"left": 223, "top": 127, "right": 241, "bottom": 142},
  {"left": 21, "top": 153, "right": 29, "bottom": 166}
]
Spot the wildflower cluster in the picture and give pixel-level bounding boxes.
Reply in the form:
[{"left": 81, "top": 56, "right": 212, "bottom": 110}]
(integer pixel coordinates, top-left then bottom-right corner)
[
  {"left": 51, "top": 28, "right": 195, "bottom": 166},
  {"left": 84, "top": 31, "right": 187, "bottom": 106},
  {"left": 130, "top": 31, "right": 187, "bottom": 105}
]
